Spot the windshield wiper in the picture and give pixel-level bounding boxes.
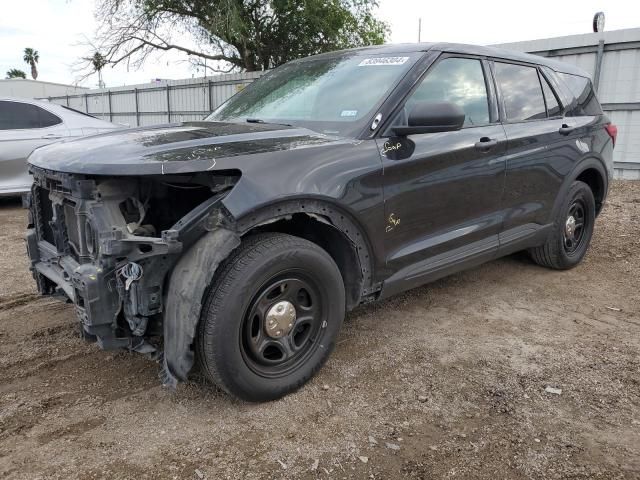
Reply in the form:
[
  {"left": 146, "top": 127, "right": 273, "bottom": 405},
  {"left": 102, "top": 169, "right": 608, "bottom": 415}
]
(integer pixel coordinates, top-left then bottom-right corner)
[{"left": 246, "top": 118, "right": 293, "bottom": 127}]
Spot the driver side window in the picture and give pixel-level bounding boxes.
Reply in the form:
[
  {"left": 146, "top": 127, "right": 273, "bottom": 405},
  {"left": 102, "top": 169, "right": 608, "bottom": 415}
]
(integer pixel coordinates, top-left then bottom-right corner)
[{"left": 402, "top": 57, "right": 490, "bottom": 127}]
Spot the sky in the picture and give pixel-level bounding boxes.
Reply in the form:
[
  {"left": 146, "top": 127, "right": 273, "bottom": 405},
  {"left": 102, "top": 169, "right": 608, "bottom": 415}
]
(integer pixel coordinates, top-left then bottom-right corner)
[{"left": 1, "top": 0, "right": 639, "bottom": 88}]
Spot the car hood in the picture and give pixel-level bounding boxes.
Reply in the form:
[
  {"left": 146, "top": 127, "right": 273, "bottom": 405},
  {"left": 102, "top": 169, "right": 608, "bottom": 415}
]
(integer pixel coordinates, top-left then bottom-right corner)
[{"left": 28, "top": 121, "right": 339, "bottom": 175}]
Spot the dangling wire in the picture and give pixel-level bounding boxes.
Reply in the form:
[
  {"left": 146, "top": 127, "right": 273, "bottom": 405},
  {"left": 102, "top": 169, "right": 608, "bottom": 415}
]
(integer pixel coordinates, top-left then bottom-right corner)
[{"left": 117, "top": 262, "right": 143, "bottom": 291}]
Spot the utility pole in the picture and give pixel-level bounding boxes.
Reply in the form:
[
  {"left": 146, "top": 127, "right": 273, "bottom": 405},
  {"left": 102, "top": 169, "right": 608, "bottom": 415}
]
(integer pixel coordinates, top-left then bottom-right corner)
[{"left": 418, "top": 18, "right": 422, "bottom": 43}]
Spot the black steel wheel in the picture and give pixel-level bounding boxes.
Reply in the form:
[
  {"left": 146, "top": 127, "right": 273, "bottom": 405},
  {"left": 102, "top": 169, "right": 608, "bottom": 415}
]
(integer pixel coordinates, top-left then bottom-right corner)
[
  {"left": 241, "top": 274, "right": 325, "bottom": 378},
  {"left": 563, "top": 199, "right": 587, "bottom": 254},
  {"left": 529, "top": 180, "right": 596, "bottom": 269},
  {"left": 196, "top": 232, "right": 345, "bottom": 402}
]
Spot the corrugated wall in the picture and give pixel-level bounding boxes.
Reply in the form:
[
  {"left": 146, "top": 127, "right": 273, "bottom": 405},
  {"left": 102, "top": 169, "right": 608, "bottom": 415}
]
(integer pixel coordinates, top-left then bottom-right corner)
[{"left": 43, "top": 71, "right": 264, "bottom": 128}]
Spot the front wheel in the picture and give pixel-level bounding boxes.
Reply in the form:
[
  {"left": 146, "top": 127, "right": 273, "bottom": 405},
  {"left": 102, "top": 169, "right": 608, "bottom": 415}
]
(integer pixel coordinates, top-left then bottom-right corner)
[
  {"left": 529, "top": 180, "right": 596, "bottom": 270},
  {"left": 196, "top": 233, "right": 345, "bottom": 402}
]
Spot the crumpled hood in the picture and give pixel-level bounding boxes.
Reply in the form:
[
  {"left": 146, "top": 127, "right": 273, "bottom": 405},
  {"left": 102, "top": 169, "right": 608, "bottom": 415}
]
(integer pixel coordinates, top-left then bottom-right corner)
[{"left": 28, "top": 121, "right": 337, "bottom": 175}]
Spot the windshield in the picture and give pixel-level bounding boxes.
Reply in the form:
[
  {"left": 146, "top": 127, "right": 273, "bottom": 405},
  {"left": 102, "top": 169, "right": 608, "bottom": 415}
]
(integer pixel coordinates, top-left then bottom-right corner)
[{"left": 205, "top": 53, "right": 420, "bottom": 136}]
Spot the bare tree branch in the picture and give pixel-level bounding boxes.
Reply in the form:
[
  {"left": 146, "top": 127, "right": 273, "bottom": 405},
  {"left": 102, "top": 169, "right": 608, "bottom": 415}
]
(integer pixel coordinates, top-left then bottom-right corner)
[{"left": 76, "top": 0, "right": 388, "bottom": 81}]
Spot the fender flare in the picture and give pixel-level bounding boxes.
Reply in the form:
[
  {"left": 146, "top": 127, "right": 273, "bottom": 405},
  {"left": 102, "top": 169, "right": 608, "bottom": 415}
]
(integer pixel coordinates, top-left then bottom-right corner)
[
  {"left": 161, "top": 228, "right": 240, "bottom": 386},
  {"left": 232, "top": 197, "right": 377, "bottom": 297},
  {"left": 549, "top": 156, "right": 608, "bottom": 223}
]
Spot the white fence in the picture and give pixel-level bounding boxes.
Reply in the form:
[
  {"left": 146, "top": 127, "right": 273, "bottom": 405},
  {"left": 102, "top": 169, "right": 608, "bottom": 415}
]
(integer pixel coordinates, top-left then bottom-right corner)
[{"left": 43, "top": 71, "right": 265, "bottom": 127}]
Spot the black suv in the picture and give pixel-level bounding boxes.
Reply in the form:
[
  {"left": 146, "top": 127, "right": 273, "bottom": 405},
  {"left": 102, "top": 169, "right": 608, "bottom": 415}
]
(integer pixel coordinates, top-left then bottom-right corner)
[{"left": 26, "top": 42, "right": 616, "bottom": 401}]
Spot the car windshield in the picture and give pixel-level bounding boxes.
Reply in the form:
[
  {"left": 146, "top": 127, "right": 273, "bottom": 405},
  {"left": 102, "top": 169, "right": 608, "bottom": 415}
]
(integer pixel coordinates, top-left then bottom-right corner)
[{"left": 205, "top": 53, "right": 420, "bottom": 136}]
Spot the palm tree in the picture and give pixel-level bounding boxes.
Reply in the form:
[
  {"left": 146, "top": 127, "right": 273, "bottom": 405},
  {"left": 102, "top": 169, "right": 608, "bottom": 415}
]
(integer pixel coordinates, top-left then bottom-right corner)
[
  {"left": 23, "top": 48, "right": 39, "bottom": 80},
  {"left": 6, "top": 68, "right": 26, "bottom": 79},
  {"left": 91, "top": 52, "right": 107, "bottom": 88}
]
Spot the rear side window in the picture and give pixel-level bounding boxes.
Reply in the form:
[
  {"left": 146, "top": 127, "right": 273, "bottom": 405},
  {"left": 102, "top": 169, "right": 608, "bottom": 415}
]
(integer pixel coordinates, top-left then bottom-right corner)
[
  {"left": 558, "top": 73, "right": 603, "bottom": 116},
  {"left": 0, "top": 101, "right": 62, "bottom": 130},
  {"left": 540, "top": 76, "right": 561, "bottom": 117},
  {"left": 39, "top": 107, "right": 63, "bottom": 127},
  {"left": 494, "top": 63, "right": 546, "bottom": 122},
  {"left": 405, "top": 57, "right": 490, "bottom": 127}
]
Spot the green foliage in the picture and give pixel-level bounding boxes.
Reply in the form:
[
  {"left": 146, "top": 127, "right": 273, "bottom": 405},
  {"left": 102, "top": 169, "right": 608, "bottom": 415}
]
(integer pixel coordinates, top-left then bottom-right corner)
[
  {"left": 6, "top": 69, "right": 27, "bottom": 79},
  {"left": 23, "top": 48, "right": 39, "bottom": 65},
  {"left": 91, "top": 52, "right": 107, "bottom": 72},
  {"left": 95, "top": 0, "right": 388, "bottom": 72},
  {"left": 23, "top": 47, "right": 39, "bottom": 80}
]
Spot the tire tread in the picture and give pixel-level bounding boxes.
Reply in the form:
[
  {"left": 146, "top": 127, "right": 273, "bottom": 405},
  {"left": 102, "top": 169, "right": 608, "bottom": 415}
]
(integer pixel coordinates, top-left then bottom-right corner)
[
  {"left": 196, "top": 232, "right": 343, "bottom": 401},
  {"left": 529, "top": 180, "right": 595, "bottom": 270}
]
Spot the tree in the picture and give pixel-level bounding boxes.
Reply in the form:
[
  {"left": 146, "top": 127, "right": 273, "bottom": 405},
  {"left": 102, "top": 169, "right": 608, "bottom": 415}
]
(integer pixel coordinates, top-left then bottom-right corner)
[
  {"left": 23, "top": 48, "right": 39, "bottom": 80},
  {"left": 82, "top": 0, "right": 388, "bottom": 75},
  {"left": 6, "top": 69, "right": 27, "bottom": 79},
  {"left": 90, "top": 52, "right": 107, "bottom": 87}
]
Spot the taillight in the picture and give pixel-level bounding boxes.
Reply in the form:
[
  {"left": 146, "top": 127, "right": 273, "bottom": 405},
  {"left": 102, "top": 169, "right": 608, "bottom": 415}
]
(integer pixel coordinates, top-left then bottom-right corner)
[{"left": 605, "top": 124, "right": 617, "bottom": 147}]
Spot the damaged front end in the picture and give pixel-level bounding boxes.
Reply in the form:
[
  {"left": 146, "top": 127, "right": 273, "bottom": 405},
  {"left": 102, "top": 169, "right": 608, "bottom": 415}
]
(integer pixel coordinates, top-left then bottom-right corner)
[{"left": 25, "top": 166, "right": 240, "bottom": 380}]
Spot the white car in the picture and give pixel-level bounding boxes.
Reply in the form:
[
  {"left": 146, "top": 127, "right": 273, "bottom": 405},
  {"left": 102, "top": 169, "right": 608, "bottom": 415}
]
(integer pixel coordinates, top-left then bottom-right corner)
[{"left": 0, "top": 97, "right": 122, "bottom": 197}]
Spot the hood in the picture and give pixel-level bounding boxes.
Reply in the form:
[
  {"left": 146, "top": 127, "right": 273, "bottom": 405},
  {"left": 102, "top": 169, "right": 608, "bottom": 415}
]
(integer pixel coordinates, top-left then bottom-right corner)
[{"left": 28, "top": 121, "right": 338, "bottom": 176}]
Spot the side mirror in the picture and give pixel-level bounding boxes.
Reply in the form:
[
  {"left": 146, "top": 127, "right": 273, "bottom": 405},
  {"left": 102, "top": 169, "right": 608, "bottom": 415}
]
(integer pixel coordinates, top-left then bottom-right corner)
[{"left": 392, "top": 101, "right": 465, "bottom": 136}]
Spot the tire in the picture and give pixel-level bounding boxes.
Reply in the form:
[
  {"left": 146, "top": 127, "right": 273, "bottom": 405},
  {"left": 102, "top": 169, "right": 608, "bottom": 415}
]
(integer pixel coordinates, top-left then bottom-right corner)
[
  {"left": 196, "top": 232, "right": 345, "bottom": 402},
  {"left": 529, "top": 180, "right": 596, "bottom": 270}
]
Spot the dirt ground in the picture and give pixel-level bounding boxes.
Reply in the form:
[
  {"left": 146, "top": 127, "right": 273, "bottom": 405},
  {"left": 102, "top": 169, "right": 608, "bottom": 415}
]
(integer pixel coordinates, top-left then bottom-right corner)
[{"left": 0, "top": 182, "right": 639, "bottom": 480}]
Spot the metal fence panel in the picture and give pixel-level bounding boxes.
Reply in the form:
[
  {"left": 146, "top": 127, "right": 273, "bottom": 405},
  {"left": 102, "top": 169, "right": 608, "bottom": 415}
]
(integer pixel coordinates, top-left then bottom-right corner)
[
  {"left": 42, "top": 71, "right": 265, "bottom": 127},
  {"left": 138, "top": 89, "right": 165, "bottom": 113},
  {"left": 67, "top": 95, "right": 84, "bottom": 111},
  {"left": 599, "top": 49, "right": 640, "bottom": 103}
]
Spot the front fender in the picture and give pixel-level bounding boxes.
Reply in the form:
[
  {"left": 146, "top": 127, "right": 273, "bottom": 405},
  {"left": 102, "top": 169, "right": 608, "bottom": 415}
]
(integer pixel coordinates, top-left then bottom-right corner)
[{"left": 161, "top": 228, "right": 240, "bottom": 386}]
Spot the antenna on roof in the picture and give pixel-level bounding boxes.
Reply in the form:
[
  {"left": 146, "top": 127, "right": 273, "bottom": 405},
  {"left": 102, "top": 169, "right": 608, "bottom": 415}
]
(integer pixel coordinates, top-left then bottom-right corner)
[{"left": 418, "top": 18, "right": 422, "bottom": 43}]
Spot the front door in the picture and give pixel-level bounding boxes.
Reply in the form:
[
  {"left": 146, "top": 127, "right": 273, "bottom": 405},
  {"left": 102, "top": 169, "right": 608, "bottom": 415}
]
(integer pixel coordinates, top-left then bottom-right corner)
[{"left": 378, "top": 55, "right": 507, "bottom": 296}]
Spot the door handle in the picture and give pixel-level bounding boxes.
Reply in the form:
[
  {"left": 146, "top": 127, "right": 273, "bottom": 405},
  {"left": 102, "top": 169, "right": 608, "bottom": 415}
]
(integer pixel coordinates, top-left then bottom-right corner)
[
  {"left": 42, "top": 133, "right": 63, "bottom": 139},
  {"left": 558, "top": 124, "right": 575, "bottom": 135},
  {"left": 474, "top": 137, "right": 498, "bottom": 152}
]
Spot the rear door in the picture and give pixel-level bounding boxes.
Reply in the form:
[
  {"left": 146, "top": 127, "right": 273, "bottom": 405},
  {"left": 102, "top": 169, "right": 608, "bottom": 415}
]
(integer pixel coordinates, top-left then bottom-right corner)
[
  {"left": 378, "top": 55, "right": 507, "bottom": 295},
  {"left": 0, "top": 100, "right": 67, "bottom": 194},
  {"left": 492, "top": 61, "right": 575, "bottom": 241}
]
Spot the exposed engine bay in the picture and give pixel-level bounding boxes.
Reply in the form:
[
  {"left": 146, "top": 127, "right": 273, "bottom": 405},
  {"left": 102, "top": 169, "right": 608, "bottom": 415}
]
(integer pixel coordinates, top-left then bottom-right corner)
[{"left": 26, "top": 166, "right": 240, "bottom": 377}]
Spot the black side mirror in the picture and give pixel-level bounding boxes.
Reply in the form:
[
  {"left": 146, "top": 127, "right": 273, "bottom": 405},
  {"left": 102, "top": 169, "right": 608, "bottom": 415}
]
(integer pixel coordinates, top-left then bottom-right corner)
[{"left": 392, "top": 101, "right": 465, "bottom": 136}]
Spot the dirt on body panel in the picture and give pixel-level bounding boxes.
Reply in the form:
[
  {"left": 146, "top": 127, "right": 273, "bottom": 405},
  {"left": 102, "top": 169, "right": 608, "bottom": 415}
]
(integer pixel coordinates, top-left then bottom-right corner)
[{"left": 0, "top": 183, "right": 639, "bottom": 479}]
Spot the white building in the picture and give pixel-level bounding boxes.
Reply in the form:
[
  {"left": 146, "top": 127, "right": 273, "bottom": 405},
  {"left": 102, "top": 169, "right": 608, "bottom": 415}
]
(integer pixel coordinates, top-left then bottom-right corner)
[
  {"left": 496, "top": 27, "right": 640, "bottom": 180},
  {"left": 0, "top": 79, "right": 87, "bottom": 100}
]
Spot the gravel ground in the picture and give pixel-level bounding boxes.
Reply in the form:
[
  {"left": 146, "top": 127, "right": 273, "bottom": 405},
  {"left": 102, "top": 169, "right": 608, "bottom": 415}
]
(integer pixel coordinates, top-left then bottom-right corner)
[{"left": 0, "top": 182, "right": 639, "bottom": 480}]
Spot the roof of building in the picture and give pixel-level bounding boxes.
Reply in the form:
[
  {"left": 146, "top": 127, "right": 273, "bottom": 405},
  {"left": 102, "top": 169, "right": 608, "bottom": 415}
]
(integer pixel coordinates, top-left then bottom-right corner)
[{"left": 0, "top": 78, "right": 88, "bottom": 89}]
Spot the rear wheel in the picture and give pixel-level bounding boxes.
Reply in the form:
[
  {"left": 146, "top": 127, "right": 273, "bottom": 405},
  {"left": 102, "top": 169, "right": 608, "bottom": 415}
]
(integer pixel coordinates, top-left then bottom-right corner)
[
  {"left": 529, "top": 180, "right": 595, "bottom": 270},
  {"left": 196, "top": 233, "right": 345, "bottom": 402}
]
